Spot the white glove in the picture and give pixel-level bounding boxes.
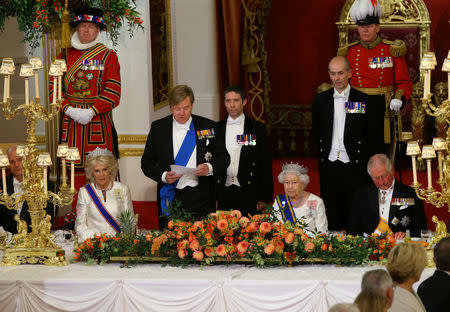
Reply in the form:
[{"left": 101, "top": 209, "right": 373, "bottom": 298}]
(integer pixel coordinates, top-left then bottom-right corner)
[
  {"left": 64, "top": 106, "right": 79, "bottom": 122},
  {"left": 390, "top": 99, "right": 402, "bottom": 112},
  {"left": 77, "top": 108, "right": 95, "bottom": 125}
]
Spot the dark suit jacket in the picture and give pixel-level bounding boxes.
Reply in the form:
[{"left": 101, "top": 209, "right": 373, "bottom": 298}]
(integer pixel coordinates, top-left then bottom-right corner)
[
  {"left": 348, "top": 179, "right": 427, "bottom": 237},
  {"left": 418, "top": 269, "right": 450, "bottom": 312},
  {"left": 215, "top": 115, "right": 274, "bottom": 211},
  {"left": 141, "top": 114, "right": 230, "bottom": 214},
  {"left": 0, "top": 175, "right": 55, "bottom": 234},
  {"left": 312, "top": 86, "right": 377, "bottom": 168}
]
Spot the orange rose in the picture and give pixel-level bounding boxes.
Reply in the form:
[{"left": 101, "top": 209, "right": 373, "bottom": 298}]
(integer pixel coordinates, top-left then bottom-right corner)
[
  {"left": 216, "top": 244, "right": 227, "bottom": 257},
  {"left": 193, "top": 250, "right": 204, "bottom": 261},
  {"left": 178, "top": 249, "right": 186, "bottom": 259},
  {"left": 246, "top": 222, "right": 259, "bottom": 233},
  {"left": 237, "top": 241, "right": 249, "bottom": 253},
  {"left": 321, "top": 243, "right": 327, "bottom": 251},
  {"left": 304, "top": 242, "right": 315, "bottom": 252},
  {"left": 231, "top": 210, "right": 242, "bottom": 219},
  {"left": 285, "top": 232, "right": 295, "bottom": 244},
  {"left": 189, "top": 239, "right": 200, "bottom": 251},
  {"left": 193, "top": 221, "right": 203, "bottom": 228},
  {"left": 275, "top": 241, "right": 285, "bottom": 253},
  {"left": 259, "top": 222, "right": 272, "bottom": 234},
  {"left": 204, "top": 246, "right": 214, "bottom": 257},
  {"left": 177, "top": 239, "right": 189, "bottom": 250},
  {"left": 167, "top": 220, "right": 174, "bottom": 229},
  {"left": 217, "top": 219, "right": 229, "bottom": 231},
  {"left": 239, "top": 217, "right": 250, "bottom": 228},
  {"left": 264, "top": 243, "right": 275, "bottom": 255}
]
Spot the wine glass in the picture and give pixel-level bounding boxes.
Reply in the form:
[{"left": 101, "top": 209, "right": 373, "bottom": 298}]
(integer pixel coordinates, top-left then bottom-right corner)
[{"left": 420, "top": 229, "right": 432, "bottom": 242}]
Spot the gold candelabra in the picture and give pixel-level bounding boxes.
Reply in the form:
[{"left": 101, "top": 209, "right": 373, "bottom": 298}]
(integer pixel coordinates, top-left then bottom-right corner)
[
  {"left": 406, "top": 51, "right": 450, "bottom": 247},
  {"left": 0, "top": 57, "right": 79, "bottom": 266}
]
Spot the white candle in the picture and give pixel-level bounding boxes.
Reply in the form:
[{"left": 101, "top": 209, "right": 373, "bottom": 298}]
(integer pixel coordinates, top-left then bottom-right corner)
[
  {"left": 6, "top": 75, "right": 10, "bottom": 99},
  {"left": 62, "top": 158, "right": 67, "bottom": 187},
  {"left": 43, "top": 167, "right": 48, "bottom": 195},
  {"left": 34, "top": 72, "right": 39, "bottom": 98},
  {"left": 52, "top": 77, "right": 57, "bottom": 104},
  {"left": 3, "top": 76, "right": 6, "bottom": 102},
  {"left": 58, "top": 76, "right": 62, "bottom": 100},
  {"left": 25, "top": 78, "right": 29, "bottom": 105},
  {"left": 423, "top": 71, "right": 429, "bottom": 98},
  {"left": 426, "top": 159, "right": 432, "bottom": 190},
  {"left": 70, "top": 162, "right": 75, "bottom": 191},
  {"left": 411, "top": 156, "right": 418, "bottom": 186},
  {"left": 448, "top": 73, "right": 450, "bottom": 101},
  {"left": 2, "top": 168, "right": 6, "bottom": 194}
]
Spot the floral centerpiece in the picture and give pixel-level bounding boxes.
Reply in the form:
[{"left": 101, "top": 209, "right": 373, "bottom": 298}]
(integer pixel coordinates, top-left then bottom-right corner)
[
  {"left": 0, "top": 0, "right": 144, "bottom": 50},
  {"left": 73, "top": 209, "right": 396, "bottom": 267}
]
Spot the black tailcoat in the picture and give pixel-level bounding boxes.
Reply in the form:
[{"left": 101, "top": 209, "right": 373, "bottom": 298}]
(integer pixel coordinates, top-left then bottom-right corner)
[{"left": 215, "top": 115, "right": 273, "bottom": 214}]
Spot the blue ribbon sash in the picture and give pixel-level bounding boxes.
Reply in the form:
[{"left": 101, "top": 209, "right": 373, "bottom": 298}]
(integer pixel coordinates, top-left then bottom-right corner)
[
  {"left": 160, "top": 121, "right": 196, "bottom": 215},
  {"left": 275, "top": 195, "right": 296, "bottom": 224},
  {"left": 85, "top": 184, "right": 121, "bottom": 233}
]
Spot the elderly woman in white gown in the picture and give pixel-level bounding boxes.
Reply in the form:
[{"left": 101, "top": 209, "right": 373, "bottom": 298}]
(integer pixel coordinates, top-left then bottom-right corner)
[
  {"left": 273, "top": 163, "right": 328, "bottom": 233},
  {"left": 75, "top": 148, "right": 134, "bottom": 243}
]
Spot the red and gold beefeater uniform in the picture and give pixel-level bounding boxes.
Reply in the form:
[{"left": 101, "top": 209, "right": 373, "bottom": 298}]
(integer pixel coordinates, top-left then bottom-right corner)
[
  {"left": 50, "top": 43, "right": 121, "bottom": 169},
  {"left": 340, "top": 36, "right": 412, "bottom": 148}
]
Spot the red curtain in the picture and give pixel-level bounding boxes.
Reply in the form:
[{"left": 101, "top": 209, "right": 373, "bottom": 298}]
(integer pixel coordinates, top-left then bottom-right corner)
[{"left": 216, "top": 0, "right": 243, "bottom": 119}]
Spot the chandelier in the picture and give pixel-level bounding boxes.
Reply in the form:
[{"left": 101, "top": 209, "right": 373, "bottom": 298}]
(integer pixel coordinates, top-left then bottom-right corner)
[{"left": 0, "top": 57, "right": 78, "bottom": 265}]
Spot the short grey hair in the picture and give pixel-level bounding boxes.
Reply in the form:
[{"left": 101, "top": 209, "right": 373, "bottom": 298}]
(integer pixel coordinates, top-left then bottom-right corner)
[
  {"left": 329, "top": 303, "right": 360, "bottom": 312},
  {"left": 277, "top": 164, "right": 310, "bottom": 190},
  {"left": 329, "top": 56, "right": 351, "bottom": 72},
  {"left": 361, "top": 269, "right": 393, "bottom": 297},
  {"left": 367, "top": 154, "right": 393, "bottom": 176},
  {"left": 84, "top": 154, "right": 118, "bottom": 183}
]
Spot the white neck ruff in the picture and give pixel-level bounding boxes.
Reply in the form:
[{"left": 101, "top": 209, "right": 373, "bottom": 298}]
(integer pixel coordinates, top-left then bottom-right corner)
[{"left": 71, "top": 32, "right": 101, "bottom": 50}]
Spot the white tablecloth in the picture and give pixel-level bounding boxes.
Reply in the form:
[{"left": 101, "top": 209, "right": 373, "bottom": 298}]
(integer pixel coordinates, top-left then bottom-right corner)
[{"left": 0, "top": 247, "right": 434, "bottom": 312}]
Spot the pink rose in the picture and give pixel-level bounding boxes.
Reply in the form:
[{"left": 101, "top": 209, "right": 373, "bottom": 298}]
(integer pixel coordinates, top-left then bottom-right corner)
[
  {"left": 239, "top": 217, "right": 250, "bottom": 228},
  {"left": 285, "top": 232, "right": 295, "bottom": 244},
  {"left": 209, "top": 212, "right": 218, "bottom": 219},
  {"left": 230, "top": 210, "right": 242, "bottom": 219},
  {"left": 259, "top": 222, "right": 272, "bottom": 234},
  {"left": 217, "top": 219, "right": 229, "bottom": 231},
  {"left": 193, "top": 221, "right": 203, "bottom": 227},
  {"left": 305, "top": 242, "right": 315, "bottom": 252},
  {"left": 216, "top": 244, "right": 227, "bottom": 257},
  {"left": 193, "top": 250, "right": 204, "bottom": 261},
  {"left": 264, "top": 243, "right": 275, "bottom": 255},
  {"left": 237, "top": 241, "right": 249, "bottom": 253}
]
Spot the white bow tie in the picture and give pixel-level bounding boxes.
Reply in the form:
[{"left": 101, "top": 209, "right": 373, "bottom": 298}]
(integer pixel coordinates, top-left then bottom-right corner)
[
  {"left": 228, "top": 119, "right": 241, "bottom": 125},
  {"left": 334, "top": 93, "right": 346, "bottom": 100}
]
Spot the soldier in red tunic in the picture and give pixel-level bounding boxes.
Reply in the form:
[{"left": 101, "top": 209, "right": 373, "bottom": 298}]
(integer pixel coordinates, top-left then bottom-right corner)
[
  {"left": 338, "top": 0, "right": 412, "bottom": 156},
  {"left": 50, "top": 7, "right": 121, "bottom": 217}
]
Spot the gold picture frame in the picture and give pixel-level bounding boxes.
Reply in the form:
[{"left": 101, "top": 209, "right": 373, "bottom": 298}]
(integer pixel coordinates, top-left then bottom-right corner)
[{"left": 149, "top": 0, "right": 174, "bottom": 111}]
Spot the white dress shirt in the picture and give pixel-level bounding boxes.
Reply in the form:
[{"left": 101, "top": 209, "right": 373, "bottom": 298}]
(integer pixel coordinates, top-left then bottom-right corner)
[
  {"left": 225, "top": 114, "right": 245, "bottom": 187},
  {"left": 75, "top": 181, "right": 134, "bottom": 243},
  {"left": 13, "top": 177, "right": 24, "bottom": 215},
  {"left": 328, "top": 84, "right": 350, "bottom": 163},
  {"left": 374, "top": 180, "right": 395, "bottom": 235}
]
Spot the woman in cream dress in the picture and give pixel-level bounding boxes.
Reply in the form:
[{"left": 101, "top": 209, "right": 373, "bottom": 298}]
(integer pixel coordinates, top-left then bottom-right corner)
[
  {"left": 273, "top": 163, "right": 328, "bottom": 233},
  {"left": 75, "top": 148, "right": 134, "bottom": 243}
]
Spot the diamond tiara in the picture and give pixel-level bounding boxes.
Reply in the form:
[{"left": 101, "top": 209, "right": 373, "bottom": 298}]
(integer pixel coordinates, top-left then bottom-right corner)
[
  {"left": 281, "top": 162, "right": 308, "bottom": 175},
  {"left": 86, "top": 147, "right": 113, "bottom": 159}
]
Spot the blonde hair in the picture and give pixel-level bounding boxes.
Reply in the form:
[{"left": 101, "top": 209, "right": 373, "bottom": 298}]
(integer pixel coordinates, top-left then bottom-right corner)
[
  {"left": 386, "top": 243, "right": 427, "bottom": 283},
  {"left": 84, "top": 154, "right": 118, "bottom": 183},
  {"left": 168, "top": 85, "right": 194, "bottom": 107}
]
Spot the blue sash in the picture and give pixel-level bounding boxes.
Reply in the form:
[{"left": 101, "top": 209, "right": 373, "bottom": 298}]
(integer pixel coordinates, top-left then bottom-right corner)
[
  {"left": 160, "top": 121, "right": 196, "bottom": 215},
  {"left": 85, "top": 184, "right": 121, "bottom": 233},
  {"left": 275, "top": 195, "right": 296, "bottom": 223}
]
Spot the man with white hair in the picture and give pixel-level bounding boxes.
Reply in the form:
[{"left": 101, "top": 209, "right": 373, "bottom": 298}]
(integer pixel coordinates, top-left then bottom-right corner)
[{"left": 348, "top": 154, "right": 427, "bottom": 238}]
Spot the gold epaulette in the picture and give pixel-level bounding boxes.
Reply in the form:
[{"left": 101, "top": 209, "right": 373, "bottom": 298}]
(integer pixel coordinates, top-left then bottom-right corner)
[
  {"left": 383, "top": 39, "right": 407, "bottom": 57},
  {"left": 336, "top": 41, "right": 359, "bottom": 56}
]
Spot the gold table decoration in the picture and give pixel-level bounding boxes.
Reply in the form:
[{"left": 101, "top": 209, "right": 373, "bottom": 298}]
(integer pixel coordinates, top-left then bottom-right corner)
[
  {"left": 0, "top": 57, "right": 76, "bottom": 266},
  {"left": 407, "top": 51, "right": 450, "bottom": 250}
]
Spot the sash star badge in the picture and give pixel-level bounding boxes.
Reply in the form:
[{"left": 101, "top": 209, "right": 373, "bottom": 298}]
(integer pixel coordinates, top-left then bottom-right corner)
[
  {"left": 400, "top": 216, "right": 410, "bottom": 227},
  {"left": 204, "top": 151, "right": 212, "bottom": 162}
]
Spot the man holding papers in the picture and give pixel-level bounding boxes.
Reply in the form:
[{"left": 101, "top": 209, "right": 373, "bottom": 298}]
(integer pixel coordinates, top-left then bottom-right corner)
[{"left": 141, "top": 85, "right": 229, "bottom": 227}]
